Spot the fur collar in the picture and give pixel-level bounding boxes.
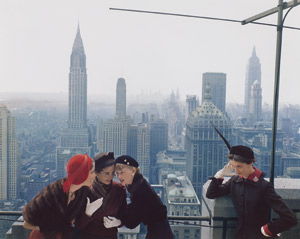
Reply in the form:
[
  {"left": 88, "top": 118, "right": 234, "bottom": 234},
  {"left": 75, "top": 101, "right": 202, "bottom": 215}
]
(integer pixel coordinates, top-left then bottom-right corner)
[
  {"left": 127, "top": 173, "right": 144, "bottom": 194},
  {"left": 91, "top": 177, "right": 113, "bottom": 210}
]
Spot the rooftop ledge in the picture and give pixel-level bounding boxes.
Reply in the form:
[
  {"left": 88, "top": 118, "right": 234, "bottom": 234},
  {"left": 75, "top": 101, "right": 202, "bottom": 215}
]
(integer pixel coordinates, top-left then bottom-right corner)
[{"left": 4, "top": 178, "right": 300, "bottom": 239}]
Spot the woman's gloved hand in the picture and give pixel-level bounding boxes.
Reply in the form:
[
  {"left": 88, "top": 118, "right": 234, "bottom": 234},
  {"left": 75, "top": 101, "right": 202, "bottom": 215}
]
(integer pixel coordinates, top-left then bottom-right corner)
[
  {"left": 214, "top": 162, "right": 235, "bottom": 179},
  {"left": 85, "top": 197, "right": 103, "bottom": 216},
  {"left": 261, "top": 225, "right": 281, "bottom": 237},
  {"left": 103, "top": 216, "right": 121, "bottom": 228}
]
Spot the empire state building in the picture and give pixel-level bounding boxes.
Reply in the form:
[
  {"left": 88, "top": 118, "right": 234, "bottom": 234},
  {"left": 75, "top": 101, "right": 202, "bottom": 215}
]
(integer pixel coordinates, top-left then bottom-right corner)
[{"left": 56, "top": 25, "right": 92, "bottom": 178}]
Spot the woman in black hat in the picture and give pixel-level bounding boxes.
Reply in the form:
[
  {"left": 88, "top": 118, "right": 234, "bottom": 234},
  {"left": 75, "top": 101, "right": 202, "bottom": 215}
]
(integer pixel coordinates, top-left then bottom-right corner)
[
  {"left": 76, "top": 152, "right": 127, "bottom": 239},
  {"left": 103, "top": 155, "right": 174, "bottom": 239},
  {"left": 206, "top": 125, "right": 297, "bottom": 239}
]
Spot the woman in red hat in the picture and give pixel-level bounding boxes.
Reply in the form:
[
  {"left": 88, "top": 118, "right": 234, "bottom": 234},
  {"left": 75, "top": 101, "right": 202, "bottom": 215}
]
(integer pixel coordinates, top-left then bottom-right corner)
[
  {"left": 22, "top": 154, "right": 103, "bottom": 239},
  {"left": 76, "top": 152, "right": 127, "bottom": 239}
]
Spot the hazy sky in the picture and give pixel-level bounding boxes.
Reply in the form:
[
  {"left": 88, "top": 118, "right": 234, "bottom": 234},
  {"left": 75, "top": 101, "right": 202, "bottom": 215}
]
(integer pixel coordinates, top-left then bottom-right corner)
[{"left": 1, "top": 0, "right": 300, "bottom": 104}]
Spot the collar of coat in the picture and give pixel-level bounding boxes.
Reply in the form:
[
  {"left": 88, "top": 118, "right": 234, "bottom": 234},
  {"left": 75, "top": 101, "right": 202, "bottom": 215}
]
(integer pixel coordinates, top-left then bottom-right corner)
[
  {"left": 234, "top": 167, "right": 265, "bottom": 184},
  {"left": 127, "top": 173, "right": 144, "bottom": 194}
]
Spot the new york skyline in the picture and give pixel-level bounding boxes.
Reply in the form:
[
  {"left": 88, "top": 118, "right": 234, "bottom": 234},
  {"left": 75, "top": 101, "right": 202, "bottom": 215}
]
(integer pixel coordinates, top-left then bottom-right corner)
[{"left": 1, "top": 0, "right": 300, "bottom": 105}]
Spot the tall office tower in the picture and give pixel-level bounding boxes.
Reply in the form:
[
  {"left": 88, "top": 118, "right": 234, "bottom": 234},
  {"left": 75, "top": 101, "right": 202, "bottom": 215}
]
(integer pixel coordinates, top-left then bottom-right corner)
[
  {"left": 102, "top": 117, "right": 130, "bottom": 157},
  {"left": 201, "top": 72, "right": 226, "bottom": 114},
  {"left": 0, "top": 105, "right": 20, "bottom": 200},
  {"left": 149, "top": 119, "right": 168, "bottom": 183},
  {"left": 186, "top": 95, "right": 199, "bottom": 121},
  {"left": 127, "top": 125, "right": 138, "bottom": 160},
  {"left": 186, "top": 85, "right": 231, "bottom": 198},
  {"left": 116, "top": 77, "right": 126, "bottom": 117},
  {"left": 56, "top": 25, "right": 92, "bottom": 179},
  {"left": 249, "top": 80, "right": 262, "bottom": 121},
  {"left": 137, "top": 123, "right": 150, "bottom": 178},
  {"left": 96, "top": 116, "right": 104, "bottom": 152},
  {"left": 244, "top": 47, "right": 261, "bottom": 114}
]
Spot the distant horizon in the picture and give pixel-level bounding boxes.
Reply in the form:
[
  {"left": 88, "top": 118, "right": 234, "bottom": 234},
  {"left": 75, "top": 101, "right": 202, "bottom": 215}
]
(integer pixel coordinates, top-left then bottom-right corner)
[{"left": 0, "top": 91, "right": 299, "bottom": 107}]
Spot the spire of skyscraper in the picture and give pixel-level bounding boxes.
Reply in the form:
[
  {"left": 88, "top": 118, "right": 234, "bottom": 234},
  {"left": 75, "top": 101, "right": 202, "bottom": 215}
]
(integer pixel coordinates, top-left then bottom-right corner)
[
  {"left": 252, "top": 46, "right": 257, "bottom": 57},
  {"left": 72, "top": 23, "right": 85, "bottom": 54}
]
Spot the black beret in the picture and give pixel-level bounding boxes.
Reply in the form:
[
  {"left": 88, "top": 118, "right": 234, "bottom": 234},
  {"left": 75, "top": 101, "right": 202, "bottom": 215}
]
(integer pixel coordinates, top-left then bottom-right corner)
[
  {"left": 230, "top": 145, "right": 254, "bottom": 159},
  {"left": 115, "top": 155, "right": 139, "bottom": 168},
  {"left": 94, "top": 152, "right": 115, "bottom": 173}
]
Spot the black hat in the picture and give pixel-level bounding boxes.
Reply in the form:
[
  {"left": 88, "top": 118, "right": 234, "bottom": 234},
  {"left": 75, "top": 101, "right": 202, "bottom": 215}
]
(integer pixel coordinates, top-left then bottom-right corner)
[
  {"left": 115, "top": 155, "right": 139, "bottom": 168},
  {"left": 94, "top": 152, "right": 115, "bottom": 173},
  {"left": 211, "top": 123, "right": 254, "bottom": 160},
  {"left": 230, "top": 145, "right": 254, "bottom": 159}
]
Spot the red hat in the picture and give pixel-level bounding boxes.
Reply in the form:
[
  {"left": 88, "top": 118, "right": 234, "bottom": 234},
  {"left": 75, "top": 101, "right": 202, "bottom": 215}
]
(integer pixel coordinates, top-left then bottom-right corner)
[{"left": 63, "top": 154, "right": 93, "bottom": 194}]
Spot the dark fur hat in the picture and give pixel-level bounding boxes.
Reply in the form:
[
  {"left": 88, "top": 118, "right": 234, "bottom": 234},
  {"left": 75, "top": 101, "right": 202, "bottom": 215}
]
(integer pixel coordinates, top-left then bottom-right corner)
[{"left": 94, "top": 152, "right": 115, "bottom": 173}]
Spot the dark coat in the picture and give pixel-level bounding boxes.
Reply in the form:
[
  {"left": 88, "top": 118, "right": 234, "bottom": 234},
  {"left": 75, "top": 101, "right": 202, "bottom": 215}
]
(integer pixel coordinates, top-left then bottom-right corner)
[
  {"left": 206, "top": 172, "right": 298, "bottom": 239},
  {"left": 22, "top": 178, "right": 89, "bottom": 239},
  {"left": 120, "top": 173, "right": 174, "bottom": 239},
  {"left": 76, "top": 180, "right": 127, "bottom": 239}
]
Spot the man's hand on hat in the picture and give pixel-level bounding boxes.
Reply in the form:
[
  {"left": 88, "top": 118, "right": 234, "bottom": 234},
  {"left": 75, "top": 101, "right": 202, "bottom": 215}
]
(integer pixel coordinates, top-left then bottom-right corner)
[
  {"left": 85, "top": 197, "right": 103, "bottom": 217},
  {"left": 214, "top": 162, "right": 235, "bottom": 179},
  {"left": 103, "top": 216, "right": 121, "bottom": 228}
]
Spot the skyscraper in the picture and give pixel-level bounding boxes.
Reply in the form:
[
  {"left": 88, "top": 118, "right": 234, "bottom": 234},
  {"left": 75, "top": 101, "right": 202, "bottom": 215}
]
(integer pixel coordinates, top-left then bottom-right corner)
[
  {"left": 56, "top": 25, "right": 92, "bottom": 178},
  {"left": 0, "top": 105, "right": 20, "bottom": 200},
  {"left": 249, "top": 80, "right": 262, "bottom": 121},
  {"left": 127, "top": 125, "right": 138, "bottom": 160},
  {"left": 102, "top": 118, "right": 130, "bottom": 157},
  {"left": 202, "top": 72, "right": 226, "bottom": 114},
  {"left": 137, "top": 123, "right": 150, "bottom": 178},
  {"left": 116, "top": 78, "right": 126, "bottom": 117},
  {"left": 186, "top": 95, "right": 199, "bottom": 122},
  {"left": 149, "top": 119, "right": 168, "bottom": 183},
  {"left": 101, "top": 77, "right": 130, "bottom": 157},
  {"left": 186, "top": 85, "right": 231, "bottom": 198},
  {"left": 244, "top": 47, "right": 261, "bottom": 114}
]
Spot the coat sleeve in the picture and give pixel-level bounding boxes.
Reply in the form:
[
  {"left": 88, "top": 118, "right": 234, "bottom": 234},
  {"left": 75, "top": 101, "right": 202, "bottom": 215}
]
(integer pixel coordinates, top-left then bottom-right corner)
[
  {"left": 263, "top": 182, "right": 298, "bottom": 235},
  {"left": 116, "top": 187, "right": 127, "bottom": 220},
  {"left": 206, "top": 177, "right": 232, "bottom": 199},
  {"left": 120, "top": 195, "right": 143, "bottom": 229},
  {"left": 74, "top": 193, "right": 93, "bottom": 230}
]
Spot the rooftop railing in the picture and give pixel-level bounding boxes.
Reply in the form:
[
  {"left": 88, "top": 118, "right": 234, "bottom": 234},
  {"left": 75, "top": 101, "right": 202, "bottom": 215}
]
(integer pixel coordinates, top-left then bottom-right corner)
[{"left": 1, "top": 178, "right": 300, "bottom": 239}]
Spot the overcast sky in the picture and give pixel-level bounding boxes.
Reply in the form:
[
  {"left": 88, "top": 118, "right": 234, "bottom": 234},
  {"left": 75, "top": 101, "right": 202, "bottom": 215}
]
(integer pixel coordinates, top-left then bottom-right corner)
[{"left": 1, "top": 0, "right": 300, "bottom": 105}]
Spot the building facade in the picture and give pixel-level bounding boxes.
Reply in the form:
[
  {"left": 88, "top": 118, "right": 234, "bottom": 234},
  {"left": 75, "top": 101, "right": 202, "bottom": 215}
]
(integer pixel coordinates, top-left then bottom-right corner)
[
  {"left": 137, "top": 123, "right": 150, "bottom": 178},
  {"left": 249, "top": 80, "right": 262, "bottom": 121},
  {"left": 244, "top": 47, "right": 261, "bottom": 115},
  {"left": 164, "top": 174, "right": 201, "bottom": 239},
  {"left": 116, "top": 78, "right": 126, "bottom": 117},
  {"left": 186, "top": 85, "right": 231, "bottom": 198},
  {"left": 102, "top": 117, "right": 130, "bottom": 157},
  {"left": 149, "top": 119, "right": 168, "bottom": 183},
  {"left": 186, "top": 95, "right": 199, "bottom": 122},
  {"left": 201, "top": 72, "right": 226, "bottom": 114},
  {"left": 0, "top": 105, "right": 20, "bottom": 200}
]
